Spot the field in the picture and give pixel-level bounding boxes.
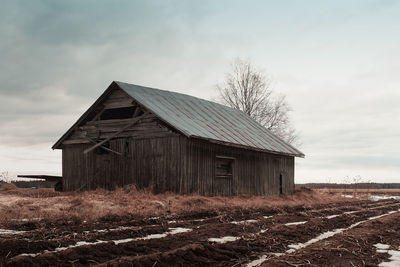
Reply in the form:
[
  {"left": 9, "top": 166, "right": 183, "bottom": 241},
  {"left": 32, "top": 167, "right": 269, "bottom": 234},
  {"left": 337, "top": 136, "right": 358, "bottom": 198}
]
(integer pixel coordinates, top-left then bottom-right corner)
[{"left": 1, "top": 185, "right": 400, "bottom": 266}]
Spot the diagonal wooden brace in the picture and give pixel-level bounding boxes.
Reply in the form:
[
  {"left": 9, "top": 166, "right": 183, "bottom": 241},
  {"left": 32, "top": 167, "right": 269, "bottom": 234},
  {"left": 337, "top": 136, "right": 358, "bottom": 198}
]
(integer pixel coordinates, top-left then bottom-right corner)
[
  {"left": 83, "top": 112, "right": 149, "bottom": 154},
  {"left": 85, "top": 137, "right": 123, "bottom": 156}
]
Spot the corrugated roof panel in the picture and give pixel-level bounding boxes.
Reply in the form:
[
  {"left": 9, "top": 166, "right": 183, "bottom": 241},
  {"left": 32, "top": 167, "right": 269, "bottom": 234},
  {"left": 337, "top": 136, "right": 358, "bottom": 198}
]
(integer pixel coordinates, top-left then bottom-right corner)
[{"left": 116, "top": 81, "right": 304, "bottom": 157}]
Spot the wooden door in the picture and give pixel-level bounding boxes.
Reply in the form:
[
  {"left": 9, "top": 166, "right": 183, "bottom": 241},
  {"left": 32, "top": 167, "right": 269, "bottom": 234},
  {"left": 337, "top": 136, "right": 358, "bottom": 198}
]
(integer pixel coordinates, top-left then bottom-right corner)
[{"left": 213, "top": 156, "right": 234, "bottom": 196}]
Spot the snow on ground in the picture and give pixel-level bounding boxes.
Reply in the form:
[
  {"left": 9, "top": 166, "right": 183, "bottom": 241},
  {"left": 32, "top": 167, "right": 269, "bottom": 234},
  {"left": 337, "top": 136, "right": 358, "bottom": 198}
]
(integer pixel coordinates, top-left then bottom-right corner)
[
  {"left": 208, "top": 236, "right": 241, "bottom": 244},
  {"left": 17, "top": 227, "right": 192, "bottom": 258},
  {"left": 231, "top": 219, "right": 258, "bottom": 225},
  {"left": 375, "top": 243, "right": 400, "bottom": 267},
  {"left": 0, "top": 229, "right": 26, "bottom": 235},
  {"left": 284, "top": 221, "right": 307, "bottom": 226},
  {"left": 342, "top": 194, "right": 355, "bottom": 198},
  {"left": 247, "top": 208, "right": 400, "bottom": 267},
  {"left": 370, "top": 195, "right": 400, "bottom": 201}
]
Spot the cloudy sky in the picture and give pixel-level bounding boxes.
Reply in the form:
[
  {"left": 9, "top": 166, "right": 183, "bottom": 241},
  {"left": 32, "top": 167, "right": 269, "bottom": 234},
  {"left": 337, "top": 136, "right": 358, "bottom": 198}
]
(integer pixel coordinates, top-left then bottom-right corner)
[{"left": 1, "top": 0, "right": 399, "bottom": 183}]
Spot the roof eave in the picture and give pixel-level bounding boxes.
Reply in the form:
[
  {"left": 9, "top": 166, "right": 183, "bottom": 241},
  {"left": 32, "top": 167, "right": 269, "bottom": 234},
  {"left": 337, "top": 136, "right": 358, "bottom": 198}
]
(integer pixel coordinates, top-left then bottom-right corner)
[{"left": 191, "top": 135, "right": 305, "bottom": 158}]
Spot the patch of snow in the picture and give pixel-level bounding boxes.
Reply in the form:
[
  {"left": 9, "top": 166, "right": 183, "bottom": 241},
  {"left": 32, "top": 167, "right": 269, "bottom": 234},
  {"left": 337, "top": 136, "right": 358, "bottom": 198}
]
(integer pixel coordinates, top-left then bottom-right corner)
[
  {"left": 246, "top": 253, "right": 284, "bottom": 267},
  {"left": 287, "top": 228, "right": 344, "bottom": 253},
  {"left": 85, "top": 226, "right": 140, "bottom": 234},
  {"left": 18, "top": 253, "right": 39, "bottom": 257},
  {"left": 342, "top": 194, "right": 354, "bottom": 198},
  {"left": 208, "top": 236, "right": 241, "bottom": 244},
  {"left": 246, "top": 255, "right": 268, "bottom": 267},
  {"left": 325, "top": 214, "right": 340, "bottom": 219},
  {"left": 284, "top": 221, "right": 307, "bottom": 226},
  {"left": 375, "top": 243, "right": 391, "bottom": 251},
  {"left": 375, "top": 243, "right": 400, "bottom": 267},
  {"left": 55, "top": 240, "right": 107, "bottom": 252},
  {"left": 10, "top": 218, "right": 42, "bottom": 222},
  {"left": 344, "top": 211, "right": 358, "bottom": 215},
  {"left": 370, "top": 195, "right": 400, "bottom": 202},
  {"left": 231, "top": 219, "right": 258, "bottom": 225},
  {"left": 263, "top": 216, "right": 273, "bottom": 219},
  {"left": 169, "top": 227, "right": 192, "bottom": 234},
  {"left": 115, "top": 227, "right": 191, "bottom": 244},
  {"left": 0, "top": 229, "right": 26, "bottom": 235}
]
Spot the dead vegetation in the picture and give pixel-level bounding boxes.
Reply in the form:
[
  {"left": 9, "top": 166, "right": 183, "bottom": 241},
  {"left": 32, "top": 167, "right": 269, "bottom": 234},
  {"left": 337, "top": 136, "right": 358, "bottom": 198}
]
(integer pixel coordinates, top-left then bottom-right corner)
[{"left": 0, "top": 184, "right": 351, "bottom": 227}]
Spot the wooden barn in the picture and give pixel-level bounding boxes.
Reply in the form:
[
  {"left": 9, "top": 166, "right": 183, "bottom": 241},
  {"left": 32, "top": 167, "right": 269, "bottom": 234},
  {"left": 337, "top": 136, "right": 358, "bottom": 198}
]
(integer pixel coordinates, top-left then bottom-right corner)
[{"left": 52, "top": 81, "right": 304, "bottom": 195}]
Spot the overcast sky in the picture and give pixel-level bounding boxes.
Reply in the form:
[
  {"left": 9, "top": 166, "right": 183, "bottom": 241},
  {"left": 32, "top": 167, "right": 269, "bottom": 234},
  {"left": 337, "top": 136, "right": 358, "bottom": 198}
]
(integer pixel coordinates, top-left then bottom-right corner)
[{"left": 1, "top": 0, "right": 399, "bottom": 183}]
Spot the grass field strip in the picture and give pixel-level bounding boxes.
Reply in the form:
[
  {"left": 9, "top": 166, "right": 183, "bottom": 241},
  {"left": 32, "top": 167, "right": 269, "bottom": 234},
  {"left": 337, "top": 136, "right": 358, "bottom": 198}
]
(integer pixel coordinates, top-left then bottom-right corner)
[
  {"left": 246, "top": 208, "right": 400, "bottom": 267},
  {"left": 374, "top": 243, "right": 400, "bottom": 267}
]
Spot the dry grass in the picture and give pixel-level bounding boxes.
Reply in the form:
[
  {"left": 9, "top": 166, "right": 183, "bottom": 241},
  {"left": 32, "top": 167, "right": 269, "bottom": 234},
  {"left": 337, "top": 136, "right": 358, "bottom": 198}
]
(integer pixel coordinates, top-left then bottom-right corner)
[{"left": 0, "top": 184, "right": 354, "bottom": 227}]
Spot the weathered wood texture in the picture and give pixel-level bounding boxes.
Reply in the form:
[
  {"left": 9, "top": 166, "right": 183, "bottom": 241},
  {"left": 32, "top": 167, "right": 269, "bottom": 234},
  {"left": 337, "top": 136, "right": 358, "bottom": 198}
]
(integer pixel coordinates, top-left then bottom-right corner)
[{"left": 62, "top": 136, "right": 294, "bottom": 195}]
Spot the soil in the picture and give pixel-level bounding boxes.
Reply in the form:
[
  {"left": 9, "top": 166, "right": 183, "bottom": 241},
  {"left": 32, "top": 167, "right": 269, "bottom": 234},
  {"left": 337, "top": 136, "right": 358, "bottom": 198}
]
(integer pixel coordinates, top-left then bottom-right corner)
[{"left": 1, "top": 198, "right": 400, "bottom": 267}]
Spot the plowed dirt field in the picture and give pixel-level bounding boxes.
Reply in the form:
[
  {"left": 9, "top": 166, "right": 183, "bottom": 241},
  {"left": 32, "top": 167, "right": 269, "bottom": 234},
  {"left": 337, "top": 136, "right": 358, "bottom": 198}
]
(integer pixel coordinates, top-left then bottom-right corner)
[{"left": 1, "top": 194, "right": 400, "bottom": 267}]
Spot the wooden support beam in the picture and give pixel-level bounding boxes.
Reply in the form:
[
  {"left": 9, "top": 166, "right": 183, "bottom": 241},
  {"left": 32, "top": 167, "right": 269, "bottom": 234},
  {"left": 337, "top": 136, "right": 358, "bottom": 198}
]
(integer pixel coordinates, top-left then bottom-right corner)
[
  {"left": 91, "top": 105, "right": 106, "bottom": 121},
  {"left": 132, "top": 105, "right": 141, "bottom": 117},
  {"left": 85, "top": 137, "right": 123, "bottom": 156},
  {"left": 83, "top": 112, "right": 150, "bottom": 154}
]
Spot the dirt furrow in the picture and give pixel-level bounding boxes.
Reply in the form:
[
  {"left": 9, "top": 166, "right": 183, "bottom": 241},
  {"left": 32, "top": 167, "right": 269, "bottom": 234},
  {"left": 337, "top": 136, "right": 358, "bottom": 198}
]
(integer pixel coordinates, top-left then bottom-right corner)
[
  {"left": 5, "top": 201, "right": 399, "bottom": 266},
  {"left": 259, "top": 211, "right": 400, "bottom": 267}
]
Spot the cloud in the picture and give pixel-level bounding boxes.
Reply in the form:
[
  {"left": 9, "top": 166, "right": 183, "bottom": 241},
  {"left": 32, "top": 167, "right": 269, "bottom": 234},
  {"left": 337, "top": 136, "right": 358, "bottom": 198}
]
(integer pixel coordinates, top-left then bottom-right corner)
[{"left": 0, "top": 0, "right": 399, "bottom": 182}]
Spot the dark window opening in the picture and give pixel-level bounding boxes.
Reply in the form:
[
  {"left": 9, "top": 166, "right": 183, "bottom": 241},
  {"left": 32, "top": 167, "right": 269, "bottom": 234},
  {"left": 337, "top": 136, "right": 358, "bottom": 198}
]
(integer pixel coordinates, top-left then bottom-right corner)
[
  {"left": 279, "top": 174, "right": 283, "bottom": 194},
  {"left": 95, "top": 142, "right": 110, "bottom": 155},
  {"left": 216, "top": 156, "right": 234, "bottom": 178},
  {"left": 100, "top": 106, "right": 136, "bottom": 120}
]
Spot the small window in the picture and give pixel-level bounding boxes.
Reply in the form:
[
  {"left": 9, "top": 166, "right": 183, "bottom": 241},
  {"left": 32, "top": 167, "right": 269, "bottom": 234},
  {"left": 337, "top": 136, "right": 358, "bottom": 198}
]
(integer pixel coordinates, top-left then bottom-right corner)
[
  {"left": 100, "top": 106, "right": 136, "bottom": 120},
  {"left": 215, "top": 156, "right": 234, "bottom": 178}
]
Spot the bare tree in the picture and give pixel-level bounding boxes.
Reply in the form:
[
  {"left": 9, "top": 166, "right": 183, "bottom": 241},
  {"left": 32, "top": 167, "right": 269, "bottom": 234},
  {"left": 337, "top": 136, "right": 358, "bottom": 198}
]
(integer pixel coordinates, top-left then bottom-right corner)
[{"left": 217, "top": 59, "right": 299, "bottom": 145}]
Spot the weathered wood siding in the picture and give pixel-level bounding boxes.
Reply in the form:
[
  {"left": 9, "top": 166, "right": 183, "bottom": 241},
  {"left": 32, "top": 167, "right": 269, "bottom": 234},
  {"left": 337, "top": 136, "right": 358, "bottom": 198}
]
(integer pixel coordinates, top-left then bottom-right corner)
[
  {"left": 62, "top": 136, "right": 294, "bottom": 195},
  {"left": 181, "top": 139, "right": 294, "bottom": 196}
]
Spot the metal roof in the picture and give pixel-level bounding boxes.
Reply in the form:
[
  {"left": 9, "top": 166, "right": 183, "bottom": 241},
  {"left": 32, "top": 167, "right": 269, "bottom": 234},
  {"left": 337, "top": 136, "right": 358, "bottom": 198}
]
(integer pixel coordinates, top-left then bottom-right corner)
[{"left": 116, "top": 81, "right": 304, "bottom": 157}]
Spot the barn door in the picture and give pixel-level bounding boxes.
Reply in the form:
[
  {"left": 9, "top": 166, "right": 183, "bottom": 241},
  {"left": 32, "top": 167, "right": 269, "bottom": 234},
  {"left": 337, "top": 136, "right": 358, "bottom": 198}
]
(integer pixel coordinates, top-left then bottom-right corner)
[{"left": 213, "top": 156, "right": 234, "bottom": 196}]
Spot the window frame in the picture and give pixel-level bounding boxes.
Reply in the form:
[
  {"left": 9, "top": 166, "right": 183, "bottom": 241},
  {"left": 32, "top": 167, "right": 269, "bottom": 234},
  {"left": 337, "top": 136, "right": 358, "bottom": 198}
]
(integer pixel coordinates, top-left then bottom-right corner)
[{"left": 215, "top": 155, "right": 235, "bottom": 179}]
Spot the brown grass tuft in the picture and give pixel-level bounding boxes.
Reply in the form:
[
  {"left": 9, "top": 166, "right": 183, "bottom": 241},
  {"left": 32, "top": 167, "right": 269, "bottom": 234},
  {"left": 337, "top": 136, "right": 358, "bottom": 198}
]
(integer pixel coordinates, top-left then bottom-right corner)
[{"left": 0, "top": 183, "right": 362, "bottom": 227}]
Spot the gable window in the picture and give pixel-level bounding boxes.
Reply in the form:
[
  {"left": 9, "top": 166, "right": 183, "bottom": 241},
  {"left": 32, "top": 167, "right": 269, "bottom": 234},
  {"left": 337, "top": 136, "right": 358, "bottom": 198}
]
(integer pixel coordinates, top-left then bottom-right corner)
[
  {"left": 100, "top": 106, "right": 136, "bottom": 120},
  {"left": 215, "top": 156, "right": 234, "bottom": 178}
]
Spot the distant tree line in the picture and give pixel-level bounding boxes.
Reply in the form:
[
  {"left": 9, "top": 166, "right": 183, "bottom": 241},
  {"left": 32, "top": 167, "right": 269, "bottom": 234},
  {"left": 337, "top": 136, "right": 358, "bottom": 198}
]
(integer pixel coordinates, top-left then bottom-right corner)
[{"left": 298, "top": 183, "right": 400, "bottom": 189}]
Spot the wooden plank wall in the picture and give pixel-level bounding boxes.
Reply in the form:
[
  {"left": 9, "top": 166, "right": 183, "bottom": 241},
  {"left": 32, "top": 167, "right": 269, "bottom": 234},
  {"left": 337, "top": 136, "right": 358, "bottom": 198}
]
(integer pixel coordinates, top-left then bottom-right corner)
[
  {"left": 62, "top": 135, "right": 181, "bottom": 192},
  {"left": 62, "top": 136, "right": 295, "bottom": 195},
  {"left": 182, "top": 139, "right": 295, "bottom": 196}
]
